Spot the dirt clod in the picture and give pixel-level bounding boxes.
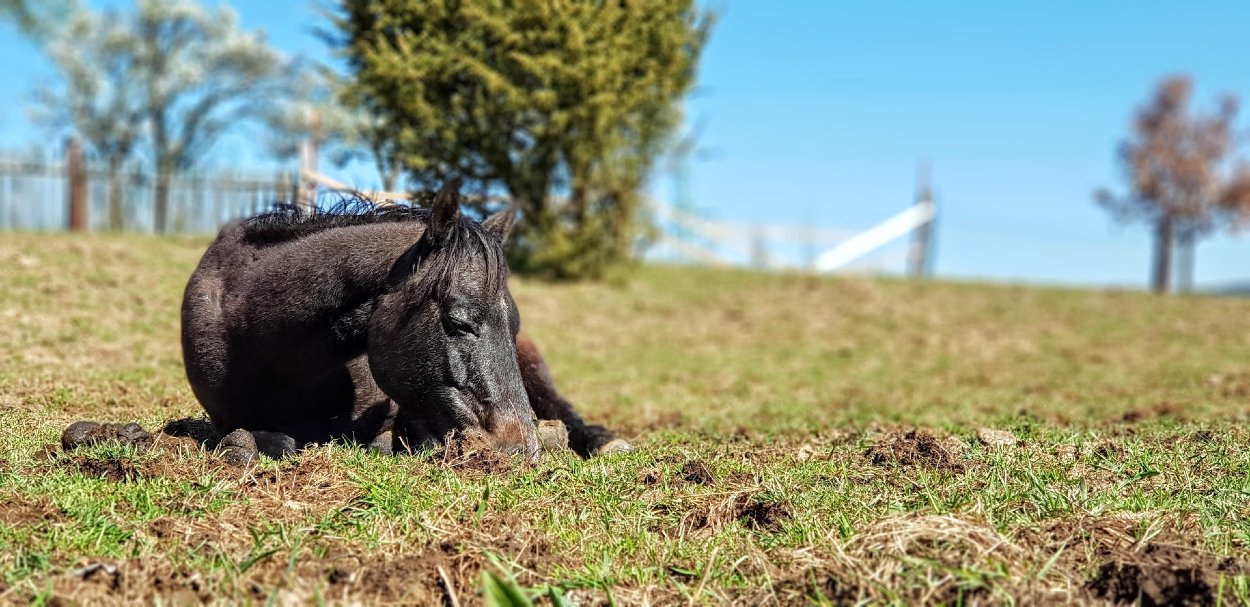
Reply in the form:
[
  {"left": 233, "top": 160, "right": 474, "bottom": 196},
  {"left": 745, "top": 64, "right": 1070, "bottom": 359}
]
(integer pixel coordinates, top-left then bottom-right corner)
[
  {"left": 72, "top": 456, "right": 141, "bottom": 482},
  {"left": 865, "top": 430, "right": 966, "bottom": 473},
  {"left": 738, "top": 501, "right": 789, "bottom": 531},
  {"left": 637, "top": 468, "right": 661, "bottom": 485},
  {"left": 1086, "top": 542, "right": 1241, "bottom": 606},
  {"left": 679, "top": 460, "right": 714, "bottom": 484},
  {"left": 437, "top": 430, "right": 515, "bottom": 474},
  {"left": 71, "top": 563, "right": 122, "bottom": 592}
]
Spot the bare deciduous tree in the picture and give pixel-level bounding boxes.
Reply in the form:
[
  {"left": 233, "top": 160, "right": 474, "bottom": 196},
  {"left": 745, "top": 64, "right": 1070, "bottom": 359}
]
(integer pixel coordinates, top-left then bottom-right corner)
[
  {"left": 1097, "top": 76, "right": 1250, "bottom": 293},
  {"left": 33, "top": 0, "right": 301, "bottom": 233},
  {"left": 32, "top": 7, "right": 143, "bottom": 230},
  {"left": 132, "top": 0, "right": 299, "bottom": 233}
]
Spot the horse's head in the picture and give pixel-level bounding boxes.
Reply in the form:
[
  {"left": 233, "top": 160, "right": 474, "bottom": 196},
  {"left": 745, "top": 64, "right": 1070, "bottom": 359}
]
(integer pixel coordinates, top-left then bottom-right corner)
[{"left": 367, "top": 180, "right": 538, "bottom": 460}]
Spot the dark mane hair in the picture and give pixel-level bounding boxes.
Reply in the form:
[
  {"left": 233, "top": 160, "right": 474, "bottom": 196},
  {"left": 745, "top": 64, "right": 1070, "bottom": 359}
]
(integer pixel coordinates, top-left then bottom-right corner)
[
  {"left": 240, "top": 198, "right": 427, "bottom": 246},
  {"left": 242, "top": 198, "right": 509, "bottom": 302}
]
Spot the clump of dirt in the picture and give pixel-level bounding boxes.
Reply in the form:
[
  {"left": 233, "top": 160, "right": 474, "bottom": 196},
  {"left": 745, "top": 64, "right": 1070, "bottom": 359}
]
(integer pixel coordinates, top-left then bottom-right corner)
[
  {"left": 680, "top": 490, "right": 789, "bottom": 535},
  {"left": 61, "top": 421, "right": 153, "bottom": 451},
  {"left": 352, "top": 553, "right": 457, "bottom": 604},
  {"left": 678, "top": 459, "right": 714, "bottom": 484},
  {"left": 1011, "top": 513, "right": 1246, "bottom": 606},
  {"left": 738, "top": 501, "right": 790, "bottom": 532},
  {"left": 637, "top": 468, "right": 661, "bottom": 485},
  {"left": 1089, "top": 558, "right": 1212, "bottom": 606},
  {"left": 0, "top": 495, "right": 65, "bottom": 528},
  {"left": 68, "top": 455, "right": 142, "bottom": 482},
  {"left": 865, "top": 429, "right": 966, "bottom": 473},
  {"left": 70, "top": 563, "right": 122, "bottom": 593},
  {"left": 435, "top": 430, "right": 515, "bottom": 474},
  {"left": 337, "top": 533, "right": 558, "bottom": 604},
  {"left": 1081, "top": 527, "right": 1244, "bottom": 606}
]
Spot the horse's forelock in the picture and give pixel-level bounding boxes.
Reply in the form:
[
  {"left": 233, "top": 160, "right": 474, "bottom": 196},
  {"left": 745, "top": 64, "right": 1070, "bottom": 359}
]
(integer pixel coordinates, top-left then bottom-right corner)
[{"left": 409, "top": 216, "right": 510, "bottom": 306}]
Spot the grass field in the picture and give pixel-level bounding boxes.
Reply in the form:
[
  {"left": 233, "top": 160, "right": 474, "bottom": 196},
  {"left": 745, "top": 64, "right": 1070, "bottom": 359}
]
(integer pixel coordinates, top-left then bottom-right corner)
[{"left": 2, "top": 232, "right": 1250, "bottom": 605}]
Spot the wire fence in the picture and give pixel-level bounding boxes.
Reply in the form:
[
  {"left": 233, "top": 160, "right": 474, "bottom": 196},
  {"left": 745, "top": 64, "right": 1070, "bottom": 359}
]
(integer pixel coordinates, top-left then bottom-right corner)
[{"left": 0, "top": 145, "right": 297, "bottom": 235}]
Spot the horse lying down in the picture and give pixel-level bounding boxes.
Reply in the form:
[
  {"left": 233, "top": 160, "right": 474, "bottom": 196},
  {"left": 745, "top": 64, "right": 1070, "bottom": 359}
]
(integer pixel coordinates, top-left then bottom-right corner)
[{"left": 66, "top": 180, "right": 629, "bottom": 465}]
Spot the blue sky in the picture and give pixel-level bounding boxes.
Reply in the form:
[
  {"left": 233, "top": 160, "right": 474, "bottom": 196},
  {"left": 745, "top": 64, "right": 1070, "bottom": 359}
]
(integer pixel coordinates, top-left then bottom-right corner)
[{"left": 2, "top": 1, "right": 1249, "bottom": 288}]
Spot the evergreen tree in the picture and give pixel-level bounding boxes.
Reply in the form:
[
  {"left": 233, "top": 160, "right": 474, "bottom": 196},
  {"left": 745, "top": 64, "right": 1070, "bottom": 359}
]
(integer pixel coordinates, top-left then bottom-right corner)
[{"left": 332, "top": 0, "right": 713, "bottom": 278}]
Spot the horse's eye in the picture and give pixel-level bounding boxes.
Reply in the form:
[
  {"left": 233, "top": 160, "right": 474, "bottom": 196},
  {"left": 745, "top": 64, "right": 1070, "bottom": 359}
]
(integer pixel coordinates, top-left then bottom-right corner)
[{"left": 442, "top": 315, "right": 478, "bottom": 337}]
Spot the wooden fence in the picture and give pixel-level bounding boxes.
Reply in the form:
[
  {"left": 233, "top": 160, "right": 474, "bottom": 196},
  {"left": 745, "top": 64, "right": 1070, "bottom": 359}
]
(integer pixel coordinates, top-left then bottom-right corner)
[{"left": 0, "top": 142, "right": 300, "bottom": 235}]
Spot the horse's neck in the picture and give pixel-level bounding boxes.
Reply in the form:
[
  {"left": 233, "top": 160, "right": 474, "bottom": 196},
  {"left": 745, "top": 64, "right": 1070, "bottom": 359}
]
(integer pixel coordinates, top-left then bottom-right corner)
[{"left": 239, "top": 221, "right": 428, "bottom": 317}]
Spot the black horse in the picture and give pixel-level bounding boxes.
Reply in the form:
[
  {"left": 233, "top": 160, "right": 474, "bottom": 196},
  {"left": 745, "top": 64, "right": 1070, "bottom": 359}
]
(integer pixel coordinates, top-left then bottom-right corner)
[{"left": 180, "top": 180, "right": 628, "bottom": 462}]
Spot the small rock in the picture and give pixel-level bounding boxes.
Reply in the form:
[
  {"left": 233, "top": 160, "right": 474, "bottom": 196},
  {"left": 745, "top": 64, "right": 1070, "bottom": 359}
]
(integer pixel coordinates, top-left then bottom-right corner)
[
  {"left": 536, "top": 419, "right": 569, "bottom": 452},
  {"left": 593, "top": 438, "right": 633, "bottom": 456},
  {"left": 976, "top": 428, "right": 1018, "bottom": 448}
]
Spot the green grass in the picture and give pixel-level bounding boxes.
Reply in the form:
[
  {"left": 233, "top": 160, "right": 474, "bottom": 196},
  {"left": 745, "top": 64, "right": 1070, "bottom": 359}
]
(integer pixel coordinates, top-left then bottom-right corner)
[{"left": 2, "top": 232, "right": 1250, "bottom": 605}]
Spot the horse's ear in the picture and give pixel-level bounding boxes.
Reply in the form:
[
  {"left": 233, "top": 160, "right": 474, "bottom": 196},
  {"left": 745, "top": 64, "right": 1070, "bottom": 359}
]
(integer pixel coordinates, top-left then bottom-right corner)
[
  {"left": 427, "top": 178, "right": 462, "bottom": 243},
  {"left": 481, "top": 204, "right": 517, "bottom": 243}
]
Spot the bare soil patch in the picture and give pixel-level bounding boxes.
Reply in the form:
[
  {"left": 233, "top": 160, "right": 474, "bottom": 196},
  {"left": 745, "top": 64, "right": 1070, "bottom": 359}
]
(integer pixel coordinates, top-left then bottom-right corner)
[
  {"left": 0, "top": 494, "right": 65, "bottom": 529},
  {"left": 679, "top": 459, "right": 714, "bottom": 485},
  {"left": 69, "top": 455, "right": 142, "bottom": 482},
  {"left": 434, "top": 430, "right": 518, "bottom": 475},
  {"left": 865, "top": 429, "right": 966, "bottom": 473},
  {"left": 738, "top": 501, "right": 790, "bottom": 532}
]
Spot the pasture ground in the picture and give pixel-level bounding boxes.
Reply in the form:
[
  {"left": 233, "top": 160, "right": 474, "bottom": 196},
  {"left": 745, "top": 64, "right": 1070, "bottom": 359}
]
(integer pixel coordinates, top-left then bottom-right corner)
[{"left": 2, "top": 232, "right": 1250, "bottom": 605}]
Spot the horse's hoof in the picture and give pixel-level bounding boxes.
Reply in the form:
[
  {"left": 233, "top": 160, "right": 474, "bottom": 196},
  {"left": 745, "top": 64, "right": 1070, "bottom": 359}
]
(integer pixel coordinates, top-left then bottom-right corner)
[
  {"left": 251, "top": 431, "right": 297, "bottom": 459},
  {"left": 593, "top": 438, "right": 633, "bottom": 456},
  {"left": 217, "top": 429, "right": 258, "bottom": 467},
  {"left": 61, "top": 420, "right": 101, "bottom": 451}
]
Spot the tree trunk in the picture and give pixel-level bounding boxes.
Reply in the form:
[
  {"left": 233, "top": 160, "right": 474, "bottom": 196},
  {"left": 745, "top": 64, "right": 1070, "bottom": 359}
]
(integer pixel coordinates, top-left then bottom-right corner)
[
  {"left": 379, "top": 155, "right": 398, "bottom": 193},
  {"left": 107, "top": 156, "right": 124, "bottom": 231},
  {"left": 154, "top": 159, "right": 172, "bottom": 234},
  {"left": 1175, "top": 228, "right": 1196, "bottom": 294},
  {"left": 65, "top": 138, "right": 87, "bottom": 232},
  {"left": 1150, "top": 218, "right": 1174, "bottom": 294}
]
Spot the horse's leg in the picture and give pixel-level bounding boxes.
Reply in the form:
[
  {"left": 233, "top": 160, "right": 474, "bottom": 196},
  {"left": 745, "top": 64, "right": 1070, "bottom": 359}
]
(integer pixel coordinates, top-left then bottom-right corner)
[
  {"left": 345, "top": 354, "right": 398, "bottom": 455},
  {"left": 515, "top": 332, "right": 632, "bottom": 457}
]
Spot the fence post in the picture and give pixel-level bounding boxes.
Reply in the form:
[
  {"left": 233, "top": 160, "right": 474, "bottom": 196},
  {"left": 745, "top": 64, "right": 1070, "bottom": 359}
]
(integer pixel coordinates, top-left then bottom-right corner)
[
  {"left": 65, "top": 137, "right": 87, "bottom": 232},
  {"left": 906, "top": 162, "right": 934, "bottom": 278},
  {"left": 300, "top": 107, "right": 320, "bottom": 211}
]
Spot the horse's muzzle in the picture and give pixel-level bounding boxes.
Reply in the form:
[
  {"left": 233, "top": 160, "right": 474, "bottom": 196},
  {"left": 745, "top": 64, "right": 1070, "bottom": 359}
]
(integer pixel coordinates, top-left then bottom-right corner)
[{"left": 491, "top": 418, "right": 541, "bottom": 463}]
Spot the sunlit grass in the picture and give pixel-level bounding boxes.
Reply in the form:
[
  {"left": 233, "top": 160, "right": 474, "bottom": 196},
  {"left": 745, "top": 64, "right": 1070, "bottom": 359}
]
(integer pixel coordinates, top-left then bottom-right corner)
[{"left": 1, "top": 232, "right": 1249, "bottom": 604}]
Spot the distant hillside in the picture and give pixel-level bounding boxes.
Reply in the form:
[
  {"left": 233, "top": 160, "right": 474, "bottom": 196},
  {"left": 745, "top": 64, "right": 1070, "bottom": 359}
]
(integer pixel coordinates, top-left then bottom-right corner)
[{"left": 1210, "top": 281, "right": 1250, "bottom": 297}]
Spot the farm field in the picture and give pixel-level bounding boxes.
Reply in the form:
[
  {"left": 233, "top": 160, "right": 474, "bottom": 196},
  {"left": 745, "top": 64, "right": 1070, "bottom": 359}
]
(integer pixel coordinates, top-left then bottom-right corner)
[{"left": 2, "top": 232, "right": 1250, "bottom": 605}]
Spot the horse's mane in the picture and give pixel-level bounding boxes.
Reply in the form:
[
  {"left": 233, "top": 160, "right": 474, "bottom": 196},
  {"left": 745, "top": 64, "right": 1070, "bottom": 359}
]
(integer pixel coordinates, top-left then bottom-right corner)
[
  {"left": 240, "top": 198, "right": 427, "bottom": 246},
  {"left": 241, "top": 197, "right": 510, "bottom": 301}
]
